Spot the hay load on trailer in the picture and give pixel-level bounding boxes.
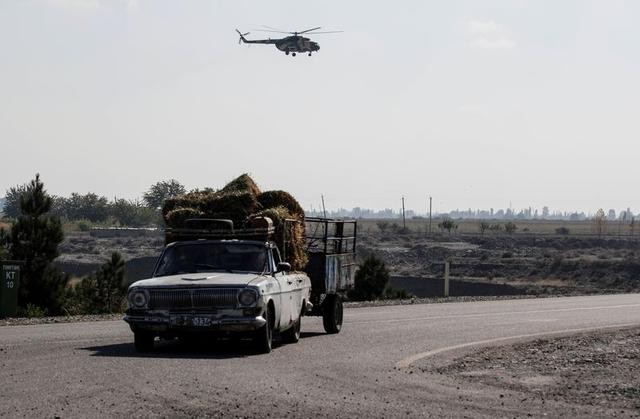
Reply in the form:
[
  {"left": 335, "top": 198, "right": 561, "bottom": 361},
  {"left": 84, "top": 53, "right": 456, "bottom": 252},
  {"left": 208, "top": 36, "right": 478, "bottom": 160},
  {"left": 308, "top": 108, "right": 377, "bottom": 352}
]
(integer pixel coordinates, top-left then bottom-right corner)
[{"left": 161, "top": 174, "right": 308, "bottom": 271}]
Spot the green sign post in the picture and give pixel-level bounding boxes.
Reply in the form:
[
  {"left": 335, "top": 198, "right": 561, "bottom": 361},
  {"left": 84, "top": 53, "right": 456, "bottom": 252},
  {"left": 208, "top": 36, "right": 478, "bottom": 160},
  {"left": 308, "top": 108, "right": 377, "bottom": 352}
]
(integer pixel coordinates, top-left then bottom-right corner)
[{"left": 0, "top": 261, "right": 22, "bottom": 318}]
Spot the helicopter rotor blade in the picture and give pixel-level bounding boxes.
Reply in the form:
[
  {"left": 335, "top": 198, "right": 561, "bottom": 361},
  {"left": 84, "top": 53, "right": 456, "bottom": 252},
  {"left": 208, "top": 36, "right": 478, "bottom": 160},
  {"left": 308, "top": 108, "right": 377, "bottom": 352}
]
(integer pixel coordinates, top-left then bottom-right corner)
[
  {"left": 254, "top": 29, "right": 290, "bottom": 34},
  {"left": 297, "top": 27, "right": 322, "bottom": 34},
  {"left": 303, "top": 30, "right": 344, "bottom": 34},
  {"left": 262, "top": 25, "right": 288, "bottom": 32}
]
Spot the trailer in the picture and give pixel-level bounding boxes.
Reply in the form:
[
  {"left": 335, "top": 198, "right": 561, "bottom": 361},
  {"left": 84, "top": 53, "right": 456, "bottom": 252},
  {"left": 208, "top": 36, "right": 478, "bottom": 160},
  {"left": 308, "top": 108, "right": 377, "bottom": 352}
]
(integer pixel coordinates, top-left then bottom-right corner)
[{"left": 304, "top": 217, "right": 357, "bottom": 333}]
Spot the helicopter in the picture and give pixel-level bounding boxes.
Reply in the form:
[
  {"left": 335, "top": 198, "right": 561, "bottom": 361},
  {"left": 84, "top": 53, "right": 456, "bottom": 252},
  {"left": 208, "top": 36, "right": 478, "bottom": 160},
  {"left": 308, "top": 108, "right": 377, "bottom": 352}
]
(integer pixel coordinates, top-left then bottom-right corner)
[{"left": 235, "top": 26, "right": 342, "bottom": 56}]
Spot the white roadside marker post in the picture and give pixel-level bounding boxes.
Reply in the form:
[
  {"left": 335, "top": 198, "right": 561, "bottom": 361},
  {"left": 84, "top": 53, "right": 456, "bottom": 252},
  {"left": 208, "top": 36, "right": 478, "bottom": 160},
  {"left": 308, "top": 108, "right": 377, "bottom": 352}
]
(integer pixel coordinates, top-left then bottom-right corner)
[{"left": 444, "top": 260, "right": 450, "bottom": 298}]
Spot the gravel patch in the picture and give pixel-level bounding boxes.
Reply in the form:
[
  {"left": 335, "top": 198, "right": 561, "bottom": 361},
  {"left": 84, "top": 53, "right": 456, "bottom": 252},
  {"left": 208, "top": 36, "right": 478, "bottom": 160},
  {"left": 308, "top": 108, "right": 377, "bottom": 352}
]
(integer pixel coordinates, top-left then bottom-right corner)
[
  {"left": 431, "top": 326, "right": 640, "bottom": 414},
  {"left": 1, "top": 313, "right": 123, "bottom": 327}
]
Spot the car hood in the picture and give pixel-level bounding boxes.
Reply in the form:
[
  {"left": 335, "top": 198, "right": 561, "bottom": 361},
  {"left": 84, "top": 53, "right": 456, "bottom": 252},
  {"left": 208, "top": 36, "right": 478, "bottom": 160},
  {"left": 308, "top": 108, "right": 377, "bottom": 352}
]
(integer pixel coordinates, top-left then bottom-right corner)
[{"left": 129, "top": 272, "right": 263, "bottom": 288}]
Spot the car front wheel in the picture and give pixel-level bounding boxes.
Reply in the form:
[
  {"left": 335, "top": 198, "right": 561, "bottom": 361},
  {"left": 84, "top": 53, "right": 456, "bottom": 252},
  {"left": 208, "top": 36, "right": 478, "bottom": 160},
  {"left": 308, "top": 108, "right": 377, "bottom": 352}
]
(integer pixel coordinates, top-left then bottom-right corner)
[
  {"left": 254, "top": 307, "right": 273, "bottom": 353},
  {"left": 281, "top": 316, "right": 301, "bottom": 343}
]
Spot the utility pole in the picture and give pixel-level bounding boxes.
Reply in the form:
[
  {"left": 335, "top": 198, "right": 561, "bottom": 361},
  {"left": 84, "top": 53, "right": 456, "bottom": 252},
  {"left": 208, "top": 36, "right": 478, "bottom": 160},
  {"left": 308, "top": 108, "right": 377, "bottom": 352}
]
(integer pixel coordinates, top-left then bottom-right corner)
[
  {"left": 321, "top": 195, "right": 326, "bottom": 219},
  {"left": 428, "top": 195, "right": 433, "bottom": 236},
  {"left": 444, "top": 259, "right": 450, "bottom": 298},
  {"left": 401, "top": 196, "right": 406, "bottom": 229}
]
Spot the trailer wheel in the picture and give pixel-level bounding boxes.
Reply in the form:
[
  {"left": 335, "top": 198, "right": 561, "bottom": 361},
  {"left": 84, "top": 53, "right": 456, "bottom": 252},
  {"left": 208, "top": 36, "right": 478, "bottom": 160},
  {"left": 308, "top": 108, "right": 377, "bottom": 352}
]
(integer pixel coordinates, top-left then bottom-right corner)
[
  {"left": 134, "top": 331, "right": 155, "bottom": 352},
  {"left": 322, "top": 294, "right": 343, "bottom": 334},
  {"left": 254, "top": 306, "right": 273, "bottom": 353}
]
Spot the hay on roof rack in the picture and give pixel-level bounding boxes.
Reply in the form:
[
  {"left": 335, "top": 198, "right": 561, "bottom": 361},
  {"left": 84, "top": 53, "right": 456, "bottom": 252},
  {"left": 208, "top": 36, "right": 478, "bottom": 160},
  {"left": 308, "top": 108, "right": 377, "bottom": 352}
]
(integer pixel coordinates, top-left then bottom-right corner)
[
  {"left": 258, "top": 190, "right": 305, "bottom": 219},
  {"left": 161, "top": 174, "right": 308, "bottom": 270},
  {"left": 220, "top": 173, "right": 261, "bottom": 197},
  {"left": 165, "top": 207, "right": 205, "bottom": 229},
  {"left": 254, "top": 206, "right": 307, "bottom": 271}
]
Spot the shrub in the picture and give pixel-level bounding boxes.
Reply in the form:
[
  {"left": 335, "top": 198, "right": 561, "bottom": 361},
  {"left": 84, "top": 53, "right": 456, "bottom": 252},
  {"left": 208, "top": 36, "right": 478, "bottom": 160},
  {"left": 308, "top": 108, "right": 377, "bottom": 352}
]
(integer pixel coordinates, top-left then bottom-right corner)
[
  {"left": 65, "top": 252, "right": 126, "bottom": 314},
  {"left": 18, "top": 303, "right": 47, "bottom": 319},
  {"left": 504, "top": 222, "right": 517, "bottom": 234},
  {"left": 478, "top": 220, "right": 490, "bottom": 235},
  {"left": 77, "top": 220, "right": 92, "bottom": 232},
  {"left": 348, "top": 255, "right": 390, "bottom": 301},
  {"left": 555, "top": 227, "right": 570, "bottom": 235},
  {"left": 550, "top": 255, "right": 564, "bottom": 271},
  {"left": 376, "top": 221, "right": 390, "bottom": 233},
  {"left": 438, "top": 218, "right": 458, "bottom": 235},
  {"left": 22, "top": 303, "right": 46, "bottom": 318},
  {"left": 383, "top": 287, "right": 410, "bottom": 299}
]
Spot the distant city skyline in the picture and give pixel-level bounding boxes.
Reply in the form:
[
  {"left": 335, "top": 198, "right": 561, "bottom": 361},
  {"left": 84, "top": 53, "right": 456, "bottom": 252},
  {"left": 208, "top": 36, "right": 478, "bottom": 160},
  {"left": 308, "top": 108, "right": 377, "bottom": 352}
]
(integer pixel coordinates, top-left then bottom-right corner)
[{"left": 306, "top": 204, "right": 636, "bottom": 221}]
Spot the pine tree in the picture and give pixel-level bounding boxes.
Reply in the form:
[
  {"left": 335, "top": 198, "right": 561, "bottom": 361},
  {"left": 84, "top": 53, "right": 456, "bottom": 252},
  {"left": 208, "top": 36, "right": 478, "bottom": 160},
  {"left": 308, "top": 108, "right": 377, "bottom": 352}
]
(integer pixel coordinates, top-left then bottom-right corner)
[
  {"left": 96, "top": 252, "right": 125, "bottom": 313},
  {"left": 66, "top": 252, "right": 126, "bottom": 314},
  {"left": 10, "top": 174, "right": 67, "bottom": 313}
]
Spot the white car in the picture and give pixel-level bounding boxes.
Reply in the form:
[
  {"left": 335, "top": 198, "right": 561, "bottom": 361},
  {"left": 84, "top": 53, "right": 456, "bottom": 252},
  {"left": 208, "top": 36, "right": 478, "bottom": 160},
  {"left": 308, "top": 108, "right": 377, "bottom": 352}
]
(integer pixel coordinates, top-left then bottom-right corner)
[{"left": 124, "top": 239, "right": 311, "bottom": 353}]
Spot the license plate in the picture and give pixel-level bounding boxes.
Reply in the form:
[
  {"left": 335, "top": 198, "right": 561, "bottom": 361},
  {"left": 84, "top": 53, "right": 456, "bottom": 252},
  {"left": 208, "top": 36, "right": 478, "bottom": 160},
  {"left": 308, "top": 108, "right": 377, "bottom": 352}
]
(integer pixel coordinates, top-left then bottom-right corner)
[
  {"left": 170, "top": 316, "right": 213, "bottom": 327},
  {"left": 191, "top": 316, "right": 212, "bottom": 327}
]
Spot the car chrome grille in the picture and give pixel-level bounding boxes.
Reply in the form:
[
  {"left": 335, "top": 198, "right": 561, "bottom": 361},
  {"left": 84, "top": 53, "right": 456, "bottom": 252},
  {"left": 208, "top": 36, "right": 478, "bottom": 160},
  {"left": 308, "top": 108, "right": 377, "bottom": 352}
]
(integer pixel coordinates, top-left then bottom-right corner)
[{"left": 149, "top": 288, "right": 239, "bottom": 310}]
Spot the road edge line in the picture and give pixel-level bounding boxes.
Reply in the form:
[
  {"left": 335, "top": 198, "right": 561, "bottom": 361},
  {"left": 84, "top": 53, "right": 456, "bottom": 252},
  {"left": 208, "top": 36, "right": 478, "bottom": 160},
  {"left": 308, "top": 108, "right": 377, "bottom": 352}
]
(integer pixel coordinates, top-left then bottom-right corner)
[{"left": 395, "top": 322, "right": 640, "bottom": 369}]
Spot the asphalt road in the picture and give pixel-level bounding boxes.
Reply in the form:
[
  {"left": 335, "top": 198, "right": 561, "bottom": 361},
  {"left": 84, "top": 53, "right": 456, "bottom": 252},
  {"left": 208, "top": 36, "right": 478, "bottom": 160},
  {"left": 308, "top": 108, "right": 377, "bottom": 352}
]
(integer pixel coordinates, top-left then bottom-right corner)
[{"left": 2, "top": 294, "right": 640, "bottom": 418}]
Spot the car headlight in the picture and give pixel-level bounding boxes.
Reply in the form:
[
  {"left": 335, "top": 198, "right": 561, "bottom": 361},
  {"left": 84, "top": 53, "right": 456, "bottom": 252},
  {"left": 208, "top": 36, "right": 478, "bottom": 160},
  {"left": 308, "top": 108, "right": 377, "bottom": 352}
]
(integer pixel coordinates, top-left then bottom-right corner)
[
  {"left": 238, "top": 288, "right": 258, "bottom": 306},
  {"left": 128, "top": 289, "right": 149, "bottom": 309}
]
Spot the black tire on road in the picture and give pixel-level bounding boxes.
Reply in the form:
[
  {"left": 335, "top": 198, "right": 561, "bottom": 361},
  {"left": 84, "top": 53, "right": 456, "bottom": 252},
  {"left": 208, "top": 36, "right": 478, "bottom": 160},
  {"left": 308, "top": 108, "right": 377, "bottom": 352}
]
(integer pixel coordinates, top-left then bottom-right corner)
[
  {"left": 281, "top": 316, "right": 301, "bottom": 344},
  {"left": 254, "top": 307, "right": 273, "bottom": 353},
  {"left": 134, "top": 331, "right": 155, "bottom": 352},
  {"left": 322, "top": 294, "right": 343, "bottom": 334}
]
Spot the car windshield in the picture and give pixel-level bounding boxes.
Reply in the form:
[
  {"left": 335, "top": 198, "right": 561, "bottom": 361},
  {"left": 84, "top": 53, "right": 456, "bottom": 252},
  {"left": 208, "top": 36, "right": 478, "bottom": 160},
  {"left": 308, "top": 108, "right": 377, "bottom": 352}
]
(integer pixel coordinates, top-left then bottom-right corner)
[{"left": 154, "top": 242, "right": 269, "bottom": 277}]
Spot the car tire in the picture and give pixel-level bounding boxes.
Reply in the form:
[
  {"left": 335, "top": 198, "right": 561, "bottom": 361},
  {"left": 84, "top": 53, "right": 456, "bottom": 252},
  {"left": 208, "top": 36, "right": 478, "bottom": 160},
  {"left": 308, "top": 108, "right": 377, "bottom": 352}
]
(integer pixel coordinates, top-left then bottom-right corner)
[
  {"left": 134, "top": 331, "right": 155, "bottom": 352},
  {"left": 254, "top": 307, "right": 273, "bottom": 353},
  {"left": 281, "top": 317, "right": 301, "bottom": 344},
  {"left": 322, "top": 294, "right": 343, "bottom": 334}
]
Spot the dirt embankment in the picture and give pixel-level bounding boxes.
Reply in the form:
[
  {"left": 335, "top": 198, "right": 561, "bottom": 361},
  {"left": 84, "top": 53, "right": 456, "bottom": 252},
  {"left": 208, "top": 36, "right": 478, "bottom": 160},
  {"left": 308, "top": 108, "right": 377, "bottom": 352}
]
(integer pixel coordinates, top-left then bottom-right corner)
[
  {"left": 55, "top": 232, "right": 164, "bottom": 282},
  {"left": 358, "top": 233, "right": 640, "bottom": 295},
  {"left": 429, "top": 327, "right": 640, "bottom": 416}
]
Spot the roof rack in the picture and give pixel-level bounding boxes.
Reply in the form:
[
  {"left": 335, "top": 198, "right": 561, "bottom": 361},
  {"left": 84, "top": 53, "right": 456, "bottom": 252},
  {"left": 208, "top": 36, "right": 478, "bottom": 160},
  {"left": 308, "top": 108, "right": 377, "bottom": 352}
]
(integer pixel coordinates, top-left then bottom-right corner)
[{"left": 164, "top": 218, "right": 275, "bottom": 244}]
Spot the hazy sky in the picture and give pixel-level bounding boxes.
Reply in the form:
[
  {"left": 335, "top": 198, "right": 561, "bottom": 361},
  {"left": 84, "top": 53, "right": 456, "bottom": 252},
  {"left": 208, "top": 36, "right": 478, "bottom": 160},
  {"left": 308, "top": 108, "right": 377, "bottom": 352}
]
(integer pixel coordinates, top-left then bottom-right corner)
[{"left": 1, "top": 0, "right": 639, "bottom": 214}]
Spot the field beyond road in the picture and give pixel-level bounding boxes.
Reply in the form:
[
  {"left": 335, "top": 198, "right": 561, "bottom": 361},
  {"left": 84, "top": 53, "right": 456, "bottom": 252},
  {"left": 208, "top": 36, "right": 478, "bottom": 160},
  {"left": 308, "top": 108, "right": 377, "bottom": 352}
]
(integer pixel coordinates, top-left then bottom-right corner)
[{"left": 1, "top": 294, "right": 639, "bottom": 418}]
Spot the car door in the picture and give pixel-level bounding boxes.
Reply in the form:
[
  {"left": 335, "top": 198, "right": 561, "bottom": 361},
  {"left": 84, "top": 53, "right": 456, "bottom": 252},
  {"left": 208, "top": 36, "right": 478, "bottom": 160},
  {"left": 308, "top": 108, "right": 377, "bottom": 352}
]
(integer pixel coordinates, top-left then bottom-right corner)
[{"left": 272, "top": 247, "right": 294, "bottom": 330}]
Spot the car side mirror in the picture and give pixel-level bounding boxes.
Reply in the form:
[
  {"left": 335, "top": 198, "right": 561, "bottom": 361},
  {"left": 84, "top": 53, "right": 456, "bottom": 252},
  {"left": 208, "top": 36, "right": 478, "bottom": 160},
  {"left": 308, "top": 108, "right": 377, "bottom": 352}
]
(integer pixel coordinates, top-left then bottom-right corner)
[{"left": 277, "top": 262, "right": 291, "bottom": 273}]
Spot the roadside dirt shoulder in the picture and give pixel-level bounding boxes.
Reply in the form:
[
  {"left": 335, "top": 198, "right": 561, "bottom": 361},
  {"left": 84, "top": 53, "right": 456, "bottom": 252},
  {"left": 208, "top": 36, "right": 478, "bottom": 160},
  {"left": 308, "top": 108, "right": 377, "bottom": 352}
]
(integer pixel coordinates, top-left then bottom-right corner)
[{"left": 428, "top": 327, "right": 640, "bottom": 416}]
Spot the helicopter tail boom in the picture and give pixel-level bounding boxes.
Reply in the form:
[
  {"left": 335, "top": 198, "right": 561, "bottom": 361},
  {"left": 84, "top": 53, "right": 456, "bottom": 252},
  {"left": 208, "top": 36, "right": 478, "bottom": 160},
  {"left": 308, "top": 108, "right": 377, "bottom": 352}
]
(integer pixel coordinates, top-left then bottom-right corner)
[{"left": 235, "top": 29, "right": 278, "bottom": 45}]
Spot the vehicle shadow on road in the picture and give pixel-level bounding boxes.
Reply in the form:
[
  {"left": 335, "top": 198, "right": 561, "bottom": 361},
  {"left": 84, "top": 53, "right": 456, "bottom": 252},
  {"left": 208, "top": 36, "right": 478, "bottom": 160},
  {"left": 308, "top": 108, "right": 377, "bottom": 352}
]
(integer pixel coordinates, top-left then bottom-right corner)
[
  {"left": 82, "top": 338, "right": 267, "bottom": 359},
  {"left": 81, "top": 332, "right": 327, "bottom": 359},
  {"left": 300, "top": 331, "right": 325, "bottom": 338}
]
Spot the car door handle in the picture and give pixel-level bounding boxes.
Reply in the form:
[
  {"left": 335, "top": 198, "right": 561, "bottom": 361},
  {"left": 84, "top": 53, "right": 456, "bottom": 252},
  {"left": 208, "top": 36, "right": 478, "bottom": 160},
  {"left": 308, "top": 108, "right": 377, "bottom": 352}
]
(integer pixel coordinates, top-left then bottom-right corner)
[
  {"left": 296, "top": 279, "right": 303, "bottom": 283},
  {"left": 287, "top": 280, "right": 293, "bottom": 285}
]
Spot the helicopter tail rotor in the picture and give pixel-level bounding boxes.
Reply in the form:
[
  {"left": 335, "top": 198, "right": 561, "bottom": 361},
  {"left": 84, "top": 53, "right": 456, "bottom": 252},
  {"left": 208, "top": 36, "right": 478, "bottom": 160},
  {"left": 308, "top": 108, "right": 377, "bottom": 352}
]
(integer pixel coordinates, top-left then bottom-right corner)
[{"left": 235, "top": 29, "right": 250, "bottom": 45}]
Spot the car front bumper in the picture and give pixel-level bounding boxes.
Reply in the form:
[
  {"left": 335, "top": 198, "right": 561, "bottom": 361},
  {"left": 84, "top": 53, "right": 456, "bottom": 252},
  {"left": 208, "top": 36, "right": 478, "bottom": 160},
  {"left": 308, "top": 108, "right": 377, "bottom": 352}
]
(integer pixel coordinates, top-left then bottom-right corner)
[{"left": 124, "top": 311, "right": 266, "bottom": 333}]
